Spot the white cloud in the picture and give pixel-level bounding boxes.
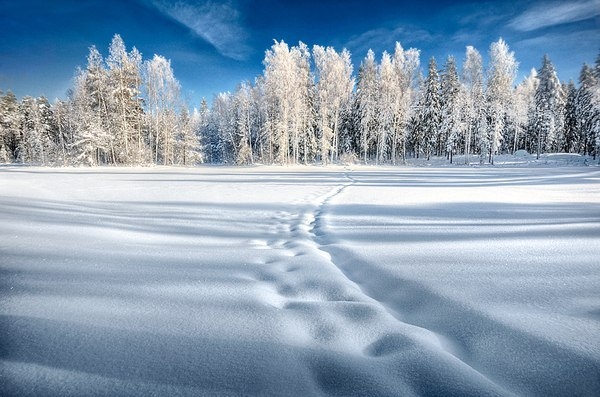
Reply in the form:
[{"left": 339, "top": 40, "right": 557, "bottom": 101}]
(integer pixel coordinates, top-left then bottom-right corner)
[
  {"left": 508, "top": 0, "right": 600, "bottom": 32},
  {"left": 151, "top": 0, "right": 251, "bottom": 61}
]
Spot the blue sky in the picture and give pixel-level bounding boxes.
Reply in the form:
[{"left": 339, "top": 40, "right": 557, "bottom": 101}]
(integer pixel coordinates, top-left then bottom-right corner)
[{"left": 1, "top": 0, "right": 598, "bottom": 105}]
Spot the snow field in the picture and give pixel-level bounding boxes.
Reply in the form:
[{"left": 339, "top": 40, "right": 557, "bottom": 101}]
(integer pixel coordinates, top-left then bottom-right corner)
[{"left": 1, "top": 165, "right": 599, "bottom": 396}]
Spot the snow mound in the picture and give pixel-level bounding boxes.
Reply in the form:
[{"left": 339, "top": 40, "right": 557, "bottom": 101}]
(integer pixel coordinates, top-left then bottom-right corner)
[{"left": 514, "top": 149, "right": 529, "bottom": 157}]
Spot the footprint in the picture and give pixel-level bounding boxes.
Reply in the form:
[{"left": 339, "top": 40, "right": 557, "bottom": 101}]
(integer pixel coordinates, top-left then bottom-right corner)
[
  {"left": 277, "top": 283, "right": 298, "bottom": 297},
  {"left": 311, "top": 322, "right": 337, "bottom": 343},
  {"left": 339, "top": 303, "right": 378, "bottom": 322},
  {"left": 364, "top": 333, "right": 417, "bottom": 357}
]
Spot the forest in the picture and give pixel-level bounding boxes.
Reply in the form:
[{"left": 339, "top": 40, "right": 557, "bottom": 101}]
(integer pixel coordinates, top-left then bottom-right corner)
[{"left": 1, "top": 34, "right": 599, "bottom": 166}]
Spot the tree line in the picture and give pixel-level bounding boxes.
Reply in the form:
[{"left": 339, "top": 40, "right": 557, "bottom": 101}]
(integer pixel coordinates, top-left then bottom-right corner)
[
  {"left": 1, "top": 35, "right": 599, "bottom": 166},
  {"left": 0, "top": 35, "right": 199, "bottom": 166}
]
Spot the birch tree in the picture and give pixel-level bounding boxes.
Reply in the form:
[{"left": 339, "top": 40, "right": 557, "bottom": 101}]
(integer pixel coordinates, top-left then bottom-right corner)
[
  {"left": 461, "top": 46, "right": 485, "bottom": 164},
  {"left": 356, "top": 50, "right": 379, "bottom": 162},
  {"left": 512, "top": 69, "right": 538, "bottom": 153},
  {"left": 313, "top": 45, "right": 354, "bottom": 164},
  {"left": 107, "top": 34, "right": 144, "bottom": 164},
  {"left": 486, "top": 38, "right": 517, "bottom": 164},
  {"left": 144, "top": 54, "right": 181, "bottom": 165},
  {"left": 390, "top": 43, "right": 420, "bottom": 164}
]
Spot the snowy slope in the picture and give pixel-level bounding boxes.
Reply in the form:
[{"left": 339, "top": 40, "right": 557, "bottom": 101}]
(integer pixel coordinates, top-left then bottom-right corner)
[{"left": 1, "top": 165, "right": 599, "bottom": 396}]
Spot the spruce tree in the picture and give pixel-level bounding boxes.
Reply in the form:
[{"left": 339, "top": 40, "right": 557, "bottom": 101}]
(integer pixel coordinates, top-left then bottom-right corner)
[
  {"left": 534, "top": 54, "right": 564, "bottom": 159},
  {"left": 418, "top": 57, "right": 441, "bottom": 160},
  {"left": 563, "top": 81, "right": 578, "bottom": 153},
  {"left": 440, "top": 56, "right": 462, "bottom": 163}
]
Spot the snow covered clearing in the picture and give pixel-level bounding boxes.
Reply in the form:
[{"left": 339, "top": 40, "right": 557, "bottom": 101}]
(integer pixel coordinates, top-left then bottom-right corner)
[{"left": 1, "top": 164, "right": 599, "bottom": 396}]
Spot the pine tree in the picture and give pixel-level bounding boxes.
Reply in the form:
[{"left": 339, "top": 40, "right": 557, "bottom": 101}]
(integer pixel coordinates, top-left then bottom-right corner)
[
  {"left": 593, "top": 52, "right": 600, "bottom": 160},
  {"left": 534, "top": 54, "right": 564, "bottom": 159},
  {"left": 197, "top": 98, "right": 216, "bottom": 163},
  {"left": 18, "top": 96, "right": 57, "bottom": 165},
  {"left": 575, "top": 64, "right": 595, "bottom": 155},
  {"left": 70, "top": 71, "right": 98, "bottom": 165},
  {"left": 413, "top": 57, "right": 440, "bottom": 160},
  {"left": 440, "top": 56, "right": 462, "bottom": 163},
  {"left": 563, "top": 81, "right": 578, "bottom": 153},
  {"left": 175, "top": 106, "right": 201, "bottom": 166}
]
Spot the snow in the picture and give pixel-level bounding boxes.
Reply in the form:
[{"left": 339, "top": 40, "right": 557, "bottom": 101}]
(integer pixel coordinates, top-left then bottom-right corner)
[{"left": 1, "top": 164, "right": 599, "bottom": 396}]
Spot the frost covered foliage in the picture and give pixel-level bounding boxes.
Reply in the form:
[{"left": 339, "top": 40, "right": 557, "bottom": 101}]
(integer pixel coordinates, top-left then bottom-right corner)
[
  {"left": 2, "top": 36, "right": 600, "bottom": 166},
  {"left": 196, "top": 39, "right": 598, "bottom": 165},
  {"left": 198, "top": 40, "right": 598, "bottom": 165},
  {"left": 0, "top": 35, "right": 200, "bottom": 166}
]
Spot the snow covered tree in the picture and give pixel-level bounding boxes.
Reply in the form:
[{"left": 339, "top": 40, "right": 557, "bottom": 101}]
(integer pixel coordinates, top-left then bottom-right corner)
[
  {"left": 251, "top": 76, "right": 273, "bottom": 163},
  {"left": 0, "top": 91, "right": 21, "bottom": 162},
  {"left": 233, "top": 81, "right": 256, "bottom": 164},
  {"left": 440, "top": 56, "right": 463, "bottom": 163},
  {"left": 390, "top": 43, "right": 420, "bottom": 164},
  {"left": 575, "top": 64, "right": 596, "bottom": 155},
  {"left": 144, "top": 54, "right": 181, "bottom": 165},
  {"left": 512, "top": 69, "right": 538, "bottom": 153},
  {"left": 592, "top": 53, "right": 600, "bottom": 159},
  {"left": 174, "top": 106, "right": 201, "bottom": 166},
  {"left": 211, "top": 92, "right": 236, "bottom": 163},
  {"left": 18, "top": 96, "right": 57, "bottom": 164},
  {"left": 69, "top": 47, "right": 113, "bottom": 165},
  {"left": 197, "top": 98, "right": 217, "bottom": 163},
  {"left": 533, "top": 54, "right": 564, "bottom": 158},
  {"left": 106, "top": 34, "right": 144, "bottom": 164},
  {"left": 376, "top": 51, "right": 394, "bottom": 164},
  {"left": 412, "top": 57, "right": 441, "bottom": 160},
  {"left": 461, "top": 46, "right": 485, "bottom": 164},
  {"left": 576, "top": 59, "right": 600, "bottom": 159},
  {"left": 52, "top": 99, "right": 70, "bottom": 163},
  {"left": 291, "top": 42, "right": 316, "bottom": 164},
  {"left": 313, "top": 45, "right": 354, "bottom": 164},
  {"left": 485, "top": 38, "right": 517, "bottom": 164},
  {"left": 261, "top": 40, "right": 316, "bottom": 164},
  {"left": 355, "top": 50, "right": 379, "bottom": 162},
  {"left": 107, "top": 34, "right": 144, "bottom": 164},
  {"left": 562, "top": 81, "right": 578, "bottom": 153}
]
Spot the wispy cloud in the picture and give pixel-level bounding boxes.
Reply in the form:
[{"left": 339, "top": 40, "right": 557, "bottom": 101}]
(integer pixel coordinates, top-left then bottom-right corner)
[
  {"left": 508, "top": 0, "right": 600, "bottom": 32},
  {"left": 514, "top": 28, "right": 599, "bottom": 52},
  {"left": 345, "top": 26, "right": 434, "bottom": 56},
  {"left": 150, "top": 0, "right": 251, "bottom": 61}
]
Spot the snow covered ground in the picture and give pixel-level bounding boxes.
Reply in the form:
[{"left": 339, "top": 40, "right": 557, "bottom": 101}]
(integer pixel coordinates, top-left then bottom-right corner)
[{"left": 1, "top": 164, "right": 599, "bottom": 396}]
